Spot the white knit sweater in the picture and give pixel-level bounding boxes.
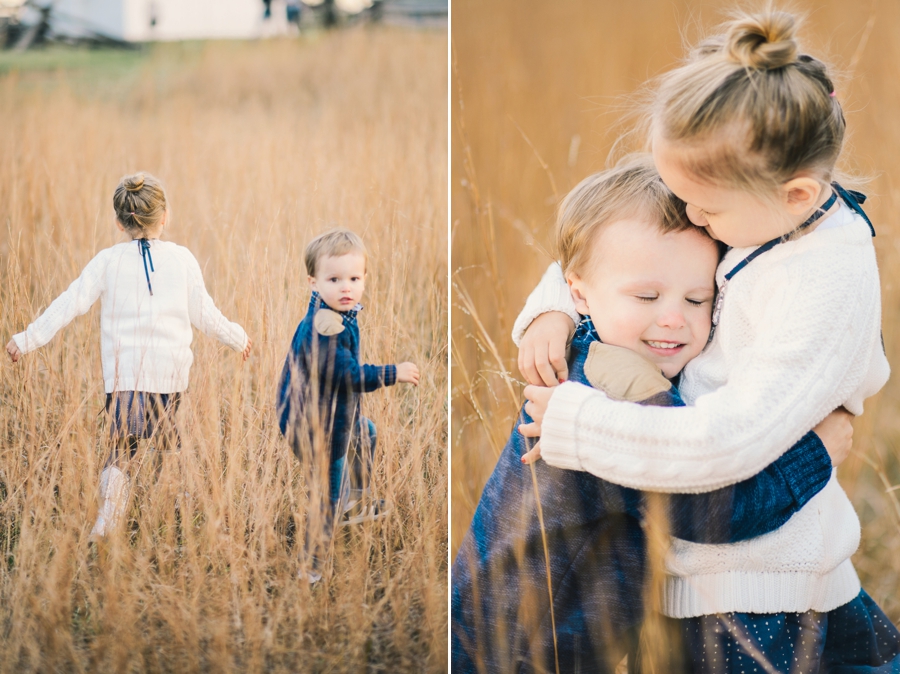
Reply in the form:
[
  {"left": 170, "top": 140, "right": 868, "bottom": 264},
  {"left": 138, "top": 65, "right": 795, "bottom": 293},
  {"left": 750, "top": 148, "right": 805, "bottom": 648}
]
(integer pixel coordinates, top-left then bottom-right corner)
[
  {"left": 13, "top": 239, "right": 248, "bottom": 394},
  {"left": 513, "top": 204, "right": 890, "bottom": 618}
]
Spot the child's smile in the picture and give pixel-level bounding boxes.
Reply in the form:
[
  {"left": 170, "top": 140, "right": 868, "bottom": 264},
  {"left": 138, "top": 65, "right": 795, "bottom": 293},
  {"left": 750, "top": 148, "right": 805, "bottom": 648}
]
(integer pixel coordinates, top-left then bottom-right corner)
[{"left": 567, "top": 218, "right": 719, "bottom": 379}]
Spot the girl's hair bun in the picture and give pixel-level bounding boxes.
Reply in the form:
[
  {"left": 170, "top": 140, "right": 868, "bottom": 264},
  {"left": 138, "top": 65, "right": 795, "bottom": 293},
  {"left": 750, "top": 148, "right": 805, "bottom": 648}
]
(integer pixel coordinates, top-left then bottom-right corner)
[
  {"left": 124, "top": 173, "right": 145, "bottom": 192},
  {"left": 114, "top": 172, "right": 166, "bottom": 233},
  {"left": 725, "top": 11, "right": 799, "bottom": 70}
]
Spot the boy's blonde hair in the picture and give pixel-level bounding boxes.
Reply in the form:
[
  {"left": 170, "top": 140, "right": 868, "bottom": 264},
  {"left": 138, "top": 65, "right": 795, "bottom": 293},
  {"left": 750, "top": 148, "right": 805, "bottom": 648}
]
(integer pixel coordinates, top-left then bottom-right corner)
[
  {"left": 305, "top": 229, "right": 368, "bottom": 277},
  {"left": 113, "top": 172, "right": 168, "bottom": 235},
  {"left": 557, "top": 155, "right": 694, "bottom": 277},
  {"left": 649, "top": 9, "right": 844, "bottom": 193}
]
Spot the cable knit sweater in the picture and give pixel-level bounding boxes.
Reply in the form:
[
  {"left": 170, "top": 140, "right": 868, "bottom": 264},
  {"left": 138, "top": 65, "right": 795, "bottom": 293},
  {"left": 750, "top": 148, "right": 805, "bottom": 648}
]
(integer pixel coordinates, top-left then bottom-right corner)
[
  {"left": 13, "top": 239, "right": 248, "bottom": 393},
  {"left": 513, "top": 204, "right": 890, "bottom": 618}
]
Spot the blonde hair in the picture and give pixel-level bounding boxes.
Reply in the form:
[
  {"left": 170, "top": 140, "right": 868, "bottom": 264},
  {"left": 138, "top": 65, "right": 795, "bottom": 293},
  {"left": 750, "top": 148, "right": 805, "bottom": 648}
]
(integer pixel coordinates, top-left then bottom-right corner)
[
  {"left": 649, "top": 9, "right": 843, "bottom": 193},
  {"left": 113, "top": 172, "right": 168, "bottom": 235},
  {"left": 304, "top": 229, "right": 368, "bottom": 277},
  {"left": 557, "top": 155, "right": 697, "bottom": 277}
]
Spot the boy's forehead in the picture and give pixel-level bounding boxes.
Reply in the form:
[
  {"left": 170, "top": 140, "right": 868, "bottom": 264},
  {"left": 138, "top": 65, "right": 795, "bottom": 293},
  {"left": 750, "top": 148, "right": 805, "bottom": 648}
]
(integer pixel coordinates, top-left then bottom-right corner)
[
  {"left": 588, "top": 218, "right": 717, "bottom": 277},
  {"left": 316, "top": 252, "right": 367, "bottom": 271}
]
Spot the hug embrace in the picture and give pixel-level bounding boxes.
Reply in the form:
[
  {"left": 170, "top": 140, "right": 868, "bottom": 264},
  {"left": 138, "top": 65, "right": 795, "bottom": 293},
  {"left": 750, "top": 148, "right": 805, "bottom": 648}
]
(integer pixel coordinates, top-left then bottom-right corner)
[{"left": 452, "top": 8, "right": 900, "bottom": 674}]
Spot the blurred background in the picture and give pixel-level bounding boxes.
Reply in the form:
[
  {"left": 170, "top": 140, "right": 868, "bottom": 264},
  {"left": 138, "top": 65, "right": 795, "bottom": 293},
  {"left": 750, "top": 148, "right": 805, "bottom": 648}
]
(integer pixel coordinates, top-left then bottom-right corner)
[
  {"left": 0, "top": 3, "right": 446, "bottom": 673},
  {"left": 451, "top": 0, "right": 900, "bottom": 627},
  {"left": 0, "top": 0, "right": 447, "bottom": 48}
]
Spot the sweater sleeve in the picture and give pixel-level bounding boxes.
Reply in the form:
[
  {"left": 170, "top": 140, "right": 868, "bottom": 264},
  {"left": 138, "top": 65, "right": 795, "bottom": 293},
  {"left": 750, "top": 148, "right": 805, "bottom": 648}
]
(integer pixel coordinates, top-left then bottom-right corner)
[
  {"left": 12, "top": 250, "right": 108, "bottom": 353},
  {"left": 511, "top": 263, "right": 580, "bottom": 346},
  {"left": 540, "top": 242, "right": 884, "bottom": 492},
  {"left": 183, "top": 250, "right": 249, "bottom": 352}
]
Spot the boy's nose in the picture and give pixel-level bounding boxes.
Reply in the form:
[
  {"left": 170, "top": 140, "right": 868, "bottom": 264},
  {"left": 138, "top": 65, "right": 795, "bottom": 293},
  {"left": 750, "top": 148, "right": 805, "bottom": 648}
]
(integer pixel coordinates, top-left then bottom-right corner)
[{"left": 657, "top": 306, "right": 686, "bottom": 329}]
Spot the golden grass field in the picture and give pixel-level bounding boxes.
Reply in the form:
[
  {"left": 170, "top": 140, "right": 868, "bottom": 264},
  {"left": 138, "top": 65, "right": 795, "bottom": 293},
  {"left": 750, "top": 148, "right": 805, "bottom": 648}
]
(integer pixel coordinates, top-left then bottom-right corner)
[
  {"left": 451, "top": 0, "right": 900, "bottom": 656},
  {"left": 0, "top": 27, "right": 447, "bottom": 673}
]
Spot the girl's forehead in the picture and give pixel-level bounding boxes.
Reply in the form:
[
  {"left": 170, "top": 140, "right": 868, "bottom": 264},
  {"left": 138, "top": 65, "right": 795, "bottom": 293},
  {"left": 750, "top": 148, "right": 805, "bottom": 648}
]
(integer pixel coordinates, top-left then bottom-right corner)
[{"left": 653, "top": 140, "right": 752, "bottom": 210}]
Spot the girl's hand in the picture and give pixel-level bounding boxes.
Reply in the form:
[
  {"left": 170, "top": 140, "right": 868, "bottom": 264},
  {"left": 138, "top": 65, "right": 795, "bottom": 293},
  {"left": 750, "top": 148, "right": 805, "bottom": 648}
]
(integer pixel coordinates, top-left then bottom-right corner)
[
  {"left": 518, "top": 384, "right": 554, "bottom": 439},
  {"left": 397, "top": 362, "right": 420, "bottom": 386},
  {"left": 242, "top": 337, "right": 253, "bottom": 362},
  {"left": 518, "top": 311, "right": 575, "bottom": 387},
  {"left": 521, "top": 441, "right": 542, "bottom": 465},
  {"left": 6, "top": 339, "right": 21, "bottom": 363},
  {"left": 813, "top": 406, "right": 854, "bottom": 466}
]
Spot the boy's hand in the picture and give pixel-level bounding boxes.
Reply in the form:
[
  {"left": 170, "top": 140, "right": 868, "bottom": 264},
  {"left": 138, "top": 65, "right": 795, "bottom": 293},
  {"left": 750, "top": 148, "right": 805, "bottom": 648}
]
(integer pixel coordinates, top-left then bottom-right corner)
[
  {"left": 518, "top": 384, "right": 554, "bottom": 439},
  {"left": 814, "top": 406, "right": 854, "bottom": 466},
  {"left": 396, "top": 362, "right": 420, "bottom": 386},
  {"left": 518, "top": 311, "right": 575, "bottom": 387},
  {"left": 6, "top": 339, "right": 21, "bottom": 363},
  {"left": 242, "top": 337, "right": 253, "bottom": 362}
]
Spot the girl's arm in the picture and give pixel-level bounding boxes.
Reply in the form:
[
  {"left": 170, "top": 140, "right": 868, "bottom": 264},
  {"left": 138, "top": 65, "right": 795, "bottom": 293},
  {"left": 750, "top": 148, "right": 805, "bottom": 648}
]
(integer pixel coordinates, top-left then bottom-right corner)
[
  {"left": 534, "top": 244, "right": 886, "bottom": 492},
  {"left": 511, "top": 263, "right": 578, "bottom": 346},
  {"left": 183, "top": 252, "right": 249, "bottom": 353},
  {"left": 513, "top": 263, "right": 578, "bottom": 386},
  {"left": 11, "top": 251, "right": 108, "bottom": 355}
]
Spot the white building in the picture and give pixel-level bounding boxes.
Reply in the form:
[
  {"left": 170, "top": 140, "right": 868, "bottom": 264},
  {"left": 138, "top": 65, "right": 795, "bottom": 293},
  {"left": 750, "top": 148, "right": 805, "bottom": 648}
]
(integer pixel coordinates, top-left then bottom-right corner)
[{"left": 50, "top": 0, "right": 266, "bottom": 42}]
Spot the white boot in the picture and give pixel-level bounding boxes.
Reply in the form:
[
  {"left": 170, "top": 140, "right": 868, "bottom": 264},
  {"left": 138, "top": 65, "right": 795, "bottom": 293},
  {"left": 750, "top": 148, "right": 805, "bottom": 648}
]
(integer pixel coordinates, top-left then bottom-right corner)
[{"left": 90, "top": 466, "right": 129, "bottom": 539}]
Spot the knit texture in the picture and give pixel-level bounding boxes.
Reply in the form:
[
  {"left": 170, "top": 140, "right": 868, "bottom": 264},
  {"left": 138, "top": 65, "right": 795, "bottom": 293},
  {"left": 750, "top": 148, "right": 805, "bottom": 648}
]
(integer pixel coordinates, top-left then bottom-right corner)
[
  {"left": 511, "top": 262, "right": 581, "bottom": 345},
  {"left": 515, "top": 204, "right": 889, "bottom": 617},
  {"left": 13, "top": 240, "right": 248, "bottom": 393}
]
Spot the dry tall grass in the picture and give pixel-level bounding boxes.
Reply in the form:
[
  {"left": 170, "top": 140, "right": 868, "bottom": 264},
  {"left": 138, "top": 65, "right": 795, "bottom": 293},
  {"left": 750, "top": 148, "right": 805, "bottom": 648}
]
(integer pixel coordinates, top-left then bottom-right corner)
[
  {"left": 452, "top": 0, "right": 900, "bottom": 667},
  {"left": 0, "top": 27, "right": 447, "bottom": 673}
]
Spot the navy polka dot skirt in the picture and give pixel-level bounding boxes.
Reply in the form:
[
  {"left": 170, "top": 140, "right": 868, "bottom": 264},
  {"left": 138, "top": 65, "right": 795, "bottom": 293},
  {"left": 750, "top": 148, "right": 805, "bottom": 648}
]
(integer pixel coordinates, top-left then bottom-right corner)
[{"left": 639, "top": 590, "right": 900, "bottom": 673}]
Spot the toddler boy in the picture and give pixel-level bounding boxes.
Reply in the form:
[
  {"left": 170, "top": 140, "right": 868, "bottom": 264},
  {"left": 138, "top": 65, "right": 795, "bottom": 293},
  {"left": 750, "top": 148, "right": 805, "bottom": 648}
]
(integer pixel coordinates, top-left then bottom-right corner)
[
  {"left": 277, "top": 229, "right": 419, "bottom": 582},
  {"left": 451, "top": 156, "right": 837, "bottom": 673}
]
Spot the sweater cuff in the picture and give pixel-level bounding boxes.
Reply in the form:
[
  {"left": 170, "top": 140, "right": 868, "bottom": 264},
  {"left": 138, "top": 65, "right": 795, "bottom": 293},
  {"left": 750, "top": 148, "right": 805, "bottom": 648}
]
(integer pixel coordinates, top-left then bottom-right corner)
[
  {"left": 511, "top": 263, "right": 581, "bottom": 346},
  {"left": 12, "top": 332, "right": 32, "bottom": 354},
  {"left": 779, "top": 430, "right": 834, "bottom": 506},
  {"left": 383, "top": 365, "right": 397, "bottom": 387},
  {"left": 539, "top": 381, "right": 602, "bottom": 472}
]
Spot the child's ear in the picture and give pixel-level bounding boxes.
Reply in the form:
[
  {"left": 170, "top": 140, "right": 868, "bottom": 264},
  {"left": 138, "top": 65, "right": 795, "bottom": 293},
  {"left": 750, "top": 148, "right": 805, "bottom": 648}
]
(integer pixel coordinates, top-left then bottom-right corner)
[
  {"left": 307, "top": 275, "right": 317, "bottom": 290},
  {"left": 567, "top": 274, "right": 590, "bottom": 315},
  {"left": 781, "top": 177, "right": 824, "bottom": 216}
]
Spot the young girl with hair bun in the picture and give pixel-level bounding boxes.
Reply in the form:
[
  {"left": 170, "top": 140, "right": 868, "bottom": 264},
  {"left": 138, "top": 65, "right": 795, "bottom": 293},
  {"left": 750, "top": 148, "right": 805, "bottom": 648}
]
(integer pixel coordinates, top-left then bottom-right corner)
[
  {"left": 6, "top": 172, "right": 252, "bottom": 539},
  {"left": 517, "top": 9, "right": 900, "bottom": 672}
]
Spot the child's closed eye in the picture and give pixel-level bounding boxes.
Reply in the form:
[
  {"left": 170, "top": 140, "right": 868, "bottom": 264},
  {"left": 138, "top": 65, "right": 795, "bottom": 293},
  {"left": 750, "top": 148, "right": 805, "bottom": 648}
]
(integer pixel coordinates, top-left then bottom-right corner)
[{"left": 636, "top": 295, "right": 658, "bottom": 303}]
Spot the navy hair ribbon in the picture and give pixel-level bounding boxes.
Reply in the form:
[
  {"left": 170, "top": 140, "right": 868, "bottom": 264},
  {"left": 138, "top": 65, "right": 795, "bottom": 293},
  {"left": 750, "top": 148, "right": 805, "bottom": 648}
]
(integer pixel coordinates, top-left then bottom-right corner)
[
  {"left": 138, "top": 238, "right": 154, "bottom": 295},
  {"left": 831, "top": 182, "right": 875, "bottom": 236}
]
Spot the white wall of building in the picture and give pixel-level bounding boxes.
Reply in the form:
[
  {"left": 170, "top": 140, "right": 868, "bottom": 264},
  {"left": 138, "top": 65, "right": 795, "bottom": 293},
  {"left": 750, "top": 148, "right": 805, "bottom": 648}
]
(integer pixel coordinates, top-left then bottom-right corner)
[{"left": 53, "top": 0, "right": 265, "bottom": 41}]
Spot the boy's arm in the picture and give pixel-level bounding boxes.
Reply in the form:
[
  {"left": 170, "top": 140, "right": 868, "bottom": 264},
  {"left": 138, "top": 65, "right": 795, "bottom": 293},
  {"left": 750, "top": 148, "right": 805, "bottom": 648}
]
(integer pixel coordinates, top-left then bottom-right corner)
[
  {"left": 12, "top": 250, "right": 108, "bottom": 354},
  {"left": 327, "top": 339, "right": 397, "bottom": 392},
  {"left": 668, "top": 432, "right": 832, "bottom": 543},
  {"left": 184, "top": 250, "right": 249, "bottom": 352},
  {"left": 312, "top": 311, "right": 396, "bottom": 393}
]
